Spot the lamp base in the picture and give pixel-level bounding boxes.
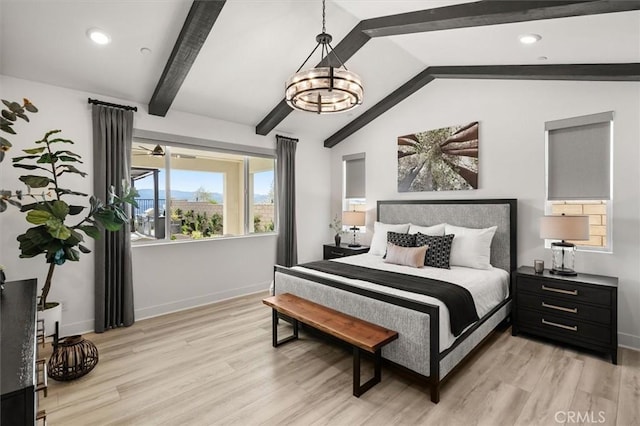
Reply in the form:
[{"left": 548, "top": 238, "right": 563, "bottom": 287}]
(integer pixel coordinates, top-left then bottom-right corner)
[
  {"left": 550, "top": 241, "right": 578, "bottom": 277},
  {"left": 550, "top": 267, "right": 578, "bottom": 276},
  {"left": 349, "top": 226, "right": 360, "bottom": 248}
]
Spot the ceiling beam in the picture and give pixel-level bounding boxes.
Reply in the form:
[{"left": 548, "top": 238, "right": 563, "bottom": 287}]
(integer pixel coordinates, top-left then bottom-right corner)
[
  {"left": 149, "top": 0, "right": 226, "bottom": 117},
  {"left": 324, "top": 70, "right": 435, "bottom": 148},
  {"left": 429, "top": 64, "right": 640, "bottom": 81},
  {"left": 360, "top": 1, "right": 640, "bottom": 37},
  {"left": 324, "top": 63, "right": 640, "bottom": 148},
  {"left": 255, "top": 0, "right": 639, "bottom": 136}
]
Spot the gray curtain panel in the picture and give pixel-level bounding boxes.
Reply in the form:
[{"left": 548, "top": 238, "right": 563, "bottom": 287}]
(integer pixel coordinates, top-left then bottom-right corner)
[
  {"left": 276, "top": 135, "right": 298, "bottom": 267},
  {"left": 92, "top": 105, "right": 135, "bottom": 332}
]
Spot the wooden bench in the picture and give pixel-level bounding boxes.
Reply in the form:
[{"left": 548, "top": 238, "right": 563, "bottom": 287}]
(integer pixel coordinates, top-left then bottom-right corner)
[{"left": 262, "top": 293, "right": 398, "bottom": 397}]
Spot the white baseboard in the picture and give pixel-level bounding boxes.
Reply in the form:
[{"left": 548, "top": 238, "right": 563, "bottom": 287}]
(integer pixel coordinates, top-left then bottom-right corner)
[
  {"left": 134, "top": 281, "right": 271, "bottom": 321},
  {"left": 58, "top": 281, "right": 270, "bottom": 337},
  {"left": 618, "top": 332, "right": 640, "bottom": 351},
  {"left": 60, "top": 319, "right": 95, "bottom": 337}
]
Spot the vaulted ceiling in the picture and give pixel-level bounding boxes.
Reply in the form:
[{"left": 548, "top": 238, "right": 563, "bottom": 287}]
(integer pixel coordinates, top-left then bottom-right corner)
[{"left": 1, "top": 0, "right": 639, "bottom": 147}]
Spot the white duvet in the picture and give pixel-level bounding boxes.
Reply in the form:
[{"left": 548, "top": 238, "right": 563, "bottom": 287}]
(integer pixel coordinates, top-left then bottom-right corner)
[{"left": 293, "top": 253, "right": 509, "bottom": 351}]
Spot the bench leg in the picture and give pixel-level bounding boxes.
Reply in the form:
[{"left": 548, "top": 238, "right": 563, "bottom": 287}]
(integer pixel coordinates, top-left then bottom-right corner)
[
  {"left": 272, "top": 309, "right": 298, "bottom": 347},
  {"left": 353, "top": 347, "right": 381, "bottom": 397}
]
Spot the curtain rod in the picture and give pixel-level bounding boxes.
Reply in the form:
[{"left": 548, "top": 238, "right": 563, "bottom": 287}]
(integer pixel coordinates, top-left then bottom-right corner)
[
  {"left": 88, "top": 98, "right": 138, "bottom": 112},
  {"left": 276, "top": 134, "right": 298, "bottom": 142}
]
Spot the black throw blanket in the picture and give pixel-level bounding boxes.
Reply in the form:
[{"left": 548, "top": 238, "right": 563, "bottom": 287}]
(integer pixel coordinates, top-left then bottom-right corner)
[{"left": 299, "top": 260, "right": 479, "bottom": 336}]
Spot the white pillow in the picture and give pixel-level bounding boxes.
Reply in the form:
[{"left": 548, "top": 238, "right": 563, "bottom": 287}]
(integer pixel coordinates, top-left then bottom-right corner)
[
  {"left": 445, "top": 224, "right": 498, "bottom": 270},
  {"left": 369, "top": 222, "right": 410, "bottom": 256},
  {"left": 408, "top": 223, "right": 445, "bottom": 236}
]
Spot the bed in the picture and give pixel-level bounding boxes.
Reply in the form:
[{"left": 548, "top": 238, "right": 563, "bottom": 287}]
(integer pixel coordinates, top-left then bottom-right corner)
[{"left": 273, "top": 199, "right": 517, "bottom": 403}]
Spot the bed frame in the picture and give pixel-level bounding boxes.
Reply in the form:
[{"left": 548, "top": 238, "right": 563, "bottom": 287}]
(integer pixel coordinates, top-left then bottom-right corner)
[{"left": 274, "top": 198, "right": 517, "bottom": 403}]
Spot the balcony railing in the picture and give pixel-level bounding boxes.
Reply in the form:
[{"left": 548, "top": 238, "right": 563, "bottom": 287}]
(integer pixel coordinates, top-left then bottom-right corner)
[{"left": 134, "top": 198, "right": 165, "bottom": 217}]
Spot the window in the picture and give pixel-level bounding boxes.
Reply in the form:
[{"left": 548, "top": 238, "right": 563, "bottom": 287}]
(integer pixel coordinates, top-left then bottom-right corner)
[
  {"left": 545, "top": 112, "right": 613, "bottom": 250},
  {"left": 343, "top": 153, "right": 366, "bottom": 232},
  {"left": 249, "top": 157, "right": 276, "bottom": 233},
  {"left": 131, "top": 141, "right": 275, "bottom": 242}
]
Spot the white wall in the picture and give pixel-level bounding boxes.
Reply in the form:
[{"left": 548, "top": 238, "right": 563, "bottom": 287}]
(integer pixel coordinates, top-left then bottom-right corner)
[
  {"left": 329, "top": 79, "right": 640, "bottom": 350},
  {"left": 0, "top": 75, "right": 330, "bottom": 335}
]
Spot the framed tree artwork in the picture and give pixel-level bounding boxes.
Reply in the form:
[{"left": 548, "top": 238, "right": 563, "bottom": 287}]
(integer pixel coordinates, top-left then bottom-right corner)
[{"left": 398, "top": 121, "right": 478, "bottom": 192}]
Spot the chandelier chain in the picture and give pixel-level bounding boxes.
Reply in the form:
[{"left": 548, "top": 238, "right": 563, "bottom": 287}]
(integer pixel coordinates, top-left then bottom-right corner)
[{"left": 322, "top": 0, "right": 326, "bottom": 33}]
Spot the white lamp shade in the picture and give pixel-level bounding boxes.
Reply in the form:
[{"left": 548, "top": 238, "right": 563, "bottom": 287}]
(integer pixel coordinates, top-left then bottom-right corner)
[
  {"left": 540, "top": 215, "right": 589, "bottom": 241},
  {"left": 342, "top": 211, "right": 365, "bottom": 227}
]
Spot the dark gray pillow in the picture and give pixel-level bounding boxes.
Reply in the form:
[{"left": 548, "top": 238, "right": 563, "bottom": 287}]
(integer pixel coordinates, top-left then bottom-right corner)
[
  {"left": 387, "top": 231, "right": 416, "bottom": 247},
  {"left": 416, "top": 233, "right": 454, "bottom": 269}
]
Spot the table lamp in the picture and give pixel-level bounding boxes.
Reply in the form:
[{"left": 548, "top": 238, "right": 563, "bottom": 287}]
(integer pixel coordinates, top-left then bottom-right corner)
[
  {"left": 342, "top": 211, "right": 365, "bottom": 247},
  {"left": 540, "top": 214, "right": 589, "bottom": 276}
]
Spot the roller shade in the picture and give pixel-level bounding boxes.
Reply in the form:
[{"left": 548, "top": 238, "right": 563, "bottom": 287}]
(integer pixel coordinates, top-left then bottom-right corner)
[
  {"left": 344, "top": 153, "right": 365, "bottom": 199},
  {"left": 546, "top": 112, "right": 612, "bottom": 201}
]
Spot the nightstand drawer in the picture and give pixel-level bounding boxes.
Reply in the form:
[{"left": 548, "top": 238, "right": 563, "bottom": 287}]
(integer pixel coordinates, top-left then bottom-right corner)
[
  {"left": 517, "top": 292, "right": 611, "bottom": 325},
  {"left": 325, "top": 248, "right": 348, "bottom": 258},
  {"left": 323, "top": 244, "right": 369, "bottom": 260},
  {"left": 517, "top": 308, "right": 612, "bottom": 346},
  {"left": 518, "top": 276, "right": 611, "bottom": 307}
]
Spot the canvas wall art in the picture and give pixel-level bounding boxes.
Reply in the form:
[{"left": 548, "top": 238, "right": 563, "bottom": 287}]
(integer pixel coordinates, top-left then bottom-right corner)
[{"left": 397, "top": 121, "right": 478, "bottom": 192}]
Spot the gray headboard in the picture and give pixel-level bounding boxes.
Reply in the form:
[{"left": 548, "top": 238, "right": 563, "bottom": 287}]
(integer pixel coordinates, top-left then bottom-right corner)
[{"left": 377, "top": 199, "right": 517, "bottom": 273}]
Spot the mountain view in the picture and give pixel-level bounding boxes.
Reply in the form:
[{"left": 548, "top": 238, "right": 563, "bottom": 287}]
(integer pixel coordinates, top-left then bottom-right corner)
[{"left": 135, "top": 189, "right": 273, "bottom": 204}]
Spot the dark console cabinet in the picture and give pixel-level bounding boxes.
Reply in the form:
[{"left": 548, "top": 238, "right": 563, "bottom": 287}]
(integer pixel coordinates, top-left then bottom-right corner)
[{"left": 1, "top": 279, "right": 38, "bottom": 425}]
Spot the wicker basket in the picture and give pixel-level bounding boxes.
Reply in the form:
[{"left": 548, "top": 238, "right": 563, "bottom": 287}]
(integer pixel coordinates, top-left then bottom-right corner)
[{"left": 47, "top": 335, "right": 99, "bottom": 381}]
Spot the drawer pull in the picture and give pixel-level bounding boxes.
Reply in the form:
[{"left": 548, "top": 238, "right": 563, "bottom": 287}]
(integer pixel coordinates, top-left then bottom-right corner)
[
  {"left": 330, "top": 251, "right": 345, "bottom": 256},
  {"left": 542, "top": 285, "right": 578, "bottom": 296},
  {"left": 542, "top": 302, "right": 578, "bottom": 314},
  {"left": 542, "top": 318, "right": 578, "bottom": 332}
]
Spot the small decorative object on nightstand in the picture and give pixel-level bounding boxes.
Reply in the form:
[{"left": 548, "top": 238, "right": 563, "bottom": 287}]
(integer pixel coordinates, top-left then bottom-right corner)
[
  {"left": 323, "top": 244, "right": 369, "bottom": 260},
  {"left": 533, "top": 259, "right": 544, "bottom": 274},
  {"left": 329, "top": 214, "right": 343, "bottom": 247},
  {"left": 513, "top": 266, "right": 618, "bottom": 364}
]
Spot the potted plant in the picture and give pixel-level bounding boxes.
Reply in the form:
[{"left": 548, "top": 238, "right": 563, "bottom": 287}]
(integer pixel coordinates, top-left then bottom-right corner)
[
  {"left": 329, "top": 214, "right": 343, "bottom": 246},
  {"left": 2, "top": 98, "right": 137, "bottom": 335}
]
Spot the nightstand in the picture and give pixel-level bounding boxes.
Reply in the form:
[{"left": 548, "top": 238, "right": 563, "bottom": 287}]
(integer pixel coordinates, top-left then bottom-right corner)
[
  {"left": 513, "top": 266, "right": 618, "bottom": 364},
  {"left": 323, "top": 244, "right": 369, "bottom": 260}
]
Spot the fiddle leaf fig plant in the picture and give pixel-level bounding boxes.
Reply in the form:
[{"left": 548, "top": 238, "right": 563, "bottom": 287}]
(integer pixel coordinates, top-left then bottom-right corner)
[
  {"left": 1, "top": 98, "right": 38, "bottom": 162},
  {"left": 1, "top": 98, "right": 38, "bottom": 212},
  {"left": 11, "top": 118, "right": 137, "bottom": 308}
]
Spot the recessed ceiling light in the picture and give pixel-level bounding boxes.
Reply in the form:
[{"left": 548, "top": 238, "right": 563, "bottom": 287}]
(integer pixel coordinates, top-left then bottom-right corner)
[
  {"left": 519, "top": 34, "right": 542, "bottom": 45},
  {"left": 140, "top": 47, "right": 152, "bottom": 55},
  {"left": 537, "top": 56, "right": 548, "bottom": 61},
  {"left": 87, "top": 28, "right": 111, "bottom": 45}
]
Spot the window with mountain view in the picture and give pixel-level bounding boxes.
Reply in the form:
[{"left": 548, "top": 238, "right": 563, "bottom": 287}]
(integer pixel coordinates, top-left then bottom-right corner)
[{"left": 131, "top": 142, "right": 276, "bottom": 242}]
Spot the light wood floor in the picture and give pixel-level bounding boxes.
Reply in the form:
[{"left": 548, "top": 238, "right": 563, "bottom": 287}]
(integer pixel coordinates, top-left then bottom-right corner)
[{"left": 39, "top": 292, "right": 640, "bottom": 426}]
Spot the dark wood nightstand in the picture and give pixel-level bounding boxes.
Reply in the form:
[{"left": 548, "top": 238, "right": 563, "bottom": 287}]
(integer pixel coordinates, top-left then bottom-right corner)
[
  {"left": 513, "top": 266, "right": 618, "bottom": 364},
  {"left": 323, "top": 244, "right": 369, "bottom": 260}
]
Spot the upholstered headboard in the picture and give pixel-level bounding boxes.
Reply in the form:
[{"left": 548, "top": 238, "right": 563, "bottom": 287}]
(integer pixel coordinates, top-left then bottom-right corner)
[{"left": 377, "top": 199, "right": 517, "bottom": 273}]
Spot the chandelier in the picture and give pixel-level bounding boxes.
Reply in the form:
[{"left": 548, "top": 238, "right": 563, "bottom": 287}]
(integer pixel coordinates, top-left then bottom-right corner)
[{"left": 285, "top": 0, "right": 364, "bottom": 114}]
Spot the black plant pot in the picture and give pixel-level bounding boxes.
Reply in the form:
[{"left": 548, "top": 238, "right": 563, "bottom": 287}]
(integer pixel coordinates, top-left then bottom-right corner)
[{"left": 334, "top": 234, "right": 341, "bottom": 246}]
